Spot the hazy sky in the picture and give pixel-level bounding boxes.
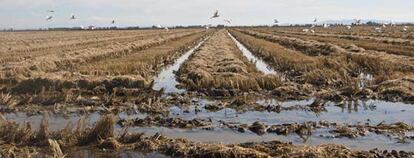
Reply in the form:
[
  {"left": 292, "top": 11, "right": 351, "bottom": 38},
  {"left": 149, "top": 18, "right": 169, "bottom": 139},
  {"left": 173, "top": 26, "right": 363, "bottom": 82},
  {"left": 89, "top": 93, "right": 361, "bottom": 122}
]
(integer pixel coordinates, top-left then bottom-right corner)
[{"left": 1, "top": 0, "right": 413, "bottom": 29}]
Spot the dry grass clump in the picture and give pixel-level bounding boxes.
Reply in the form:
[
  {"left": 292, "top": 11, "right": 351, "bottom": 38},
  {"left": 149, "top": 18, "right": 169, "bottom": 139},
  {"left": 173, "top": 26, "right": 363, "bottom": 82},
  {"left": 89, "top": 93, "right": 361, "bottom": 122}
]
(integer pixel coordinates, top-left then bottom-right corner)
[
  {"left": 2, "top": 75, "right": 150, "bottom": 103},
  {"left": 78, "top": 114, "right": 115, "bottom": 145},
  {"left": 0, "top": 117, "right": 50, "bottom": 146},
  {"left": 98, "top": 137, "right": 122, "bottom": 150},
  {"left": 0, "top": 121, "right": 34, "bottom": 145},
  {"left": 238, "top": 141, "right": 371, "bottom": 157},
  {"left": 375, "top": 76, "right": 414, "bottom": 101},
  {"left": 48, "top": 139, "right": 65, "bottom": 158},
  {"left": 0, "top": 92, "right": 17, "bottom": 108}
]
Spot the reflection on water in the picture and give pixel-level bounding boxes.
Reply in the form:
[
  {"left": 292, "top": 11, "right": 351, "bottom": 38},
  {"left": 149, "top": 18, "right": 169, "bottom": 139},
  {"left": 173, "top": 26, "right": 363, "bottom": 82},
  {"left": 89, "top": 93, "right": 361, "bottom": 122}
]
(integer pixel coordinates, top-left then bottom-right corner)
[
  {"left": 170, "top": 98, "right": 414, "bottom": 125},
  {"left": 3, "top": 99, "right": 414, "bottom": 152},
  {"left": 162, "top": 98, "right": 414, "bottom": 151},
  {"left": 68, "top": 148, "right": 169, "bottom": 158},
  {"left": 152, "top": 40, "right": 205, "bottom": 94},
  {"left": 228, "top": 32, "right": 277, "bottom": 75}
]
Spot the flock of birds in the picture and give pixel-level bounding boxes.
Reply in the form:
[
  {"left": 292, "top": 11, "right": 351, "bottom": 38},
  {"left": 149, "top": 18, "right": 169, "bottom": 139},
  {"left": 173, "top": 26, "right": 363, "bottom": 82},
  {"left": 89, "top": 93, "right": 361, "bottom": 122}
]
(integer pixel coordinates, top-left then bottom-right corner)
[
  {"left": 46, "top": 10, "right": 83, "bottom": 21},
  {"left": 44, "top": 9, "right": 410, "bottom": 33},
  {"left": 273, "top": 18, "right": 410, "bottom": 33},
  {"left": 210, "top": 10, "right": 232, "bottom": 25},
  {"left": 45, "top": 10, "right": 117, "bottom": 29}
]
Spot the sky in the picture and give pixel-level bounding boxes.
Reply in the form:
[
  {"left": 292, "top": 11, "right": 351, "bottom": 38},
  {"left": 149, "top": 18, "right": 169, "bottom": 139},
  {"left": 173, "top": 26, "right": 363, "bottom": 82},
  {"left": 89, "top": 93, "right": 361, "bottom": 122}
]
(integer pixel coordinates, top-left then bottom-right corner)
[{"left": 1, "top": 0, "right": 414, "bottom": 29}]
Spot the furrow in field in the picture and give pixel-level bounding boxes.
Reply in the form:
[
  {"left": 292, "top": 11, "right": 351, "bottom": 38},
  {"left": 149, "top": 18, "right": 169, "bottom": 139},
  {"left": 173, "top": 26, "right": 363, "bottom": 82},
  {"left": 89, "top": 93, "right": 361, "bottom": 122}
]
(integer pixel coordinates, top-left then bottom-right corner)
[
  {"left": 0, "top": 30, "right": 185, "bottom": 51},
  {"left": 0, "top": 29, "right": 196, "bottom": 63},
  {"left": 1, "top": 30, "right": 213, "bottom": 95},
  {"left": 237, "top": 29, "right": 348, "bottom": 56},
  {"left": 177, "top": 30, "right": 284, "bottom": 96},
  {"left": 257, "top": 28, "right": 414, "bottom": 57},
  {"left": 0, "top": 30, "right": 204, "bottom": 81},
  {"left": 78, "top": 31, "right": 212, "bottom": 82},
  {"left": 232, "top": 29, "right": 414, "bottom": 101},
  {"left": 238, "top": 29, "right": 414, "bottom": 75},
  {"left": 265, "top": 26, "right": 414, "bottom": 40},
  {"left": 229, "top": 29, "right": 349, "bottom": 88}
]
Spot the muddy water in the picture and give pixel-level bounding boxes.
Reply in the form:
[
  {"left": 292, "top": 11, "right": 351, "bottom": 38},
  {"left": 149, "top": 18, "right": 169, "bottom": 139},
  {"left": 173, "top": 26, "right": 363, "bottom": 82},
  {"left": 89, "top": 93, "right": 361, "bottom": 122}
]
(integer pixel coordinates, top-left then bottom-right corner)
[
  {"left": 227, "top": 32, "right": 277, "bottom": 75},
  {"left": 69, "top": 149, "right": 168, "bottom": 158},
  {"left": 4, "top": 99, "right": 414, "bottom": 151},
  {"left": 255, "top": 99, "right": 414, "bottom": 125},
  {"left": 152, "top": 40, "right": 205, "bottom": 93},
  {"left": 162, "top": 98, "right": 414, "bottom": 151}
]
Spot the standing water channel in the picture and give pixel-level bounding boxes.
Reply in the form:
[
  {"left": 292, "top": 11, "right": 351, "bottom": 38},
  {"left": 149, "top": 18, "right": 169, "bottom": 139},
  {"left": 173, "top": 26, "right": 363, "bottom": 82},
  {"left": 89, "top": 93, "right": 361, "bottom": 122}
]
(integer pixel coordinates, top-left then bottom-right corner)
[
  {"left": 152, "top": 40, "right": 205, "bottom": 94},
  {"left": 228, "top": 32, "right": 277, "bottom": 75}
]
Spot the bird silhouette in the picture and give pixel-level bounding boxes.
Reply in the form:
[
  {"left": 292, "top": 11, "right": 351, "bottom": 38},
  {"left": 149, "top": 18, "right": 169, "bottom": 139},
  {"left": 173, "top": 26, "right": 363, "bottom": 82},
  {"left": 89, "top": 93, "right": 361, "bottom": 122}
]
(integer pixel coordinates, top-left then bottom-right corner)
[
  {"left": 224, "top": 19, "right": 232, "bottom": 24},
  {"left": 210, "top": 10, "right": 220, "bottom": 19},
  {"left": 70, "top": 13, "right": 76, "bottom": 20},
  {"left": 46, "top": 15, "right": 53, "bottom": 20}
]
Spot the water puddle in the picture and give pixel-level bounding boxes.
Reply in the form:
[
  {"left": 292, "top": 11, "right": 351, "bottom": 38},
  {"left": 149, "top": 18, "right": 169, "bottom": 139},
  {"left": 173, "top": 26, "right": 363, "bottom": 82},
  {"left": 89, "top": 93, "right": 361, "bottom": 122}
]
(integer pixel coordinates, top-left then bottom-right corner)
[
  {"left": 228, "top": 32, "right": 277, "bottom": 75},
  {"left": 3, "top": 111, "right": 146, "bottom": 131},
  {"left": 130, "top": 126, "right": 414, "bottom": 151},
  {"left": 255, "top": 99, "right": 414, "bottom": 125},
  {"left": 162, "top": 98, "right": 414, "bottom": 151},
  {"left": 3, "top": 98, "right": 414, "bottom": 151},
  {"left": 68, "top": 148, "right": 168, "bottom": 158},
  {"left": 170, "top": 98, "right": 414, "bottom": 127},
  {"left": 152, "top": 40, "right": 205, "bottom": 94}
]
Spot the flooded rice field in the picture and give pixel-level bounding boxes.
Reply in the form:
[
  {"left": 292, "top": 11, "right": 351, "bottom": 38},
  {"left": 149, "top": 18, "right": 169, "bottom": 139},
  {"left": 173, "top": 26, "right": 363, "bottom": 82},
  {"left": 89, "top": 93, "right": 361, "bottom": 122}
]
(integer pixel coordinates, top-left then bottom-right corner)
[
  {"left": 4, "top": 98, "right": 414, "bottom": 152},
  {"left": 1, "top": 28, "right": 414, "bottom": 157}
]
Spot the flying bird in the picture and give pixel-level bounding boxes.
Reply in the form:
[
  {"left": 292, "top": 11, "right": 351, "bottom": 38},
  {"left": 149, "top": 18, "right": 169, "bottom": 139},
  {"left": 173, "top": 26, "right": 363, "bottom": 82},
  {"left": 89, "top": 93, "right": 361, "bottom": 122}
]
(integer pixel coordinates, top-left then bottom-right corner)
[
  {"left": 313, "top": 18, "right": 318, "bottom": 23},
  {"left": 354, "top": 19, "right": 362, "bottom": 25},
  {"left": 70, "top": 13, "right": 76, "bottom": 20},
  {"left": 274, "top": 19, "right": 279, "bottom": 24},
  {"left": 47, "top": 10, "right": 55, "bottom": 13},
  {"left": 46, "top": 15, "right": 53, "bottom": 20},
  {"left": 210, "top": 10, "right": 220, "bottom": 19},
  {"left": 111, "top": 20, "right": 115, "bottom": 24},
  {"left": 224, "top": 19, "right": 232, "bottom": 24}
]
